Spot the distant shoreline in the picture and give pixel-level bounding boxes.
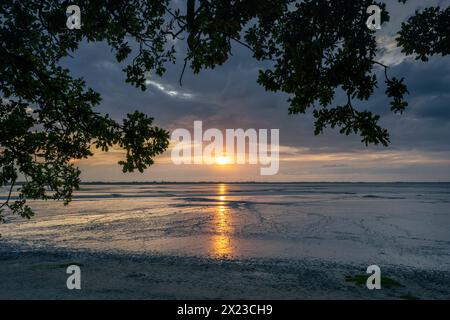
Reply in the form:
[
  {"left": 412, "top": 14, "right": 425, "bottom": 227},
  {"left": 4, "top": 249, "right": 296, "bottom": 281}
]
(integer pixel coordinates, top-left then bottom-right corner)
[
  {"left": 7, "top": 179, "right": 450, "bottom": 186},
  {"left": 19, "top": 181, "right": 450, "bottom": 185}
]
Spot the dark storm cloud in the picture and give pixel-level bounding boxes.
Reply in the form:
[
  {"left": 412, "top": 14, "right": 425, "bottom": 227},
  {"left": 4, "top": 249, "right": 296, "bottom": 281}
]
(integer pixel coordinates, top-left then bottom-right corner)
[
  {"left": 414, "top": 94, "right": 450, "bottom": 120},
  {"left": 61, "top": 0, "right": 450, "bottom": 182}
]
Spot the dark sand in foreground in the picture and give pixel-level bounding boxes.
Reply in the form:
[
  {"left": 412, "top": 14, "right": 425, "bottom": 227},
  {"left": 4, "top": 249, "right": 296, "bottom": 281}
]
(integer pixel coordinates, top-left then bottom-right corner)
[{"left": 1, "top": 247, "right": 449, "bottom": 300}]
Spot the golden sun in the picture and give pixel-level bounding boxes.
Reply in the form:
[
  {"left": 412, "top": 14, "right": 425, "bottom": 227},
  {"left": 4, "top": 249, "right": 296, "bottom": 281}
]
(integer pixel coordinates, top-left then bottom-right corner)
[{"left": 215, "top": 155, "right": 231, "bottom": 165}]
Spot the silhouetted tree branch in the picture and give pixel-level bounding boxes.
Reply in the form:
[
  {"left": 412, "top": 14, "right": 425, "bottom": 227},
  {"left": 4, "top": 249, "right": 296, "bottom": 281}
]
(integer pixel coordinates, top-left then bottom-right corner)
[{"left": 1, "top": 0, "right": 449, "bottom": 221}]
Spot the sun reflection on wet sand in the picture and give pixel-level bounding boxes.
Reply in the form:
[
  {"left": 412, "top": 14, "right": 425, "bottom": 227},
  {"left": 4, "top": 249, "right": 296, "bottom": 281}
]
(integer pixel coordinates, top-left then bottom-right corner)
[{"left": 211, "top": 184, "right": 233, "bottom": 257}]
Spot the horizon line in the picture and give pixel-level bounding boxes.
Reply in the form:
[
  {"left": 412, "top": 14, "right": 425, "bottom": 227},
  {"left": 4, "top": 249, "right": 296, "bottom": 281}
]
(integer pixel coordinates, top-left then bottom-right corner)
[
  {"left": 11, "top": 181, "right": 450, "bottom": 185},
  {"left": 75, "top": 181, "right": 450, "bottom": 184}
]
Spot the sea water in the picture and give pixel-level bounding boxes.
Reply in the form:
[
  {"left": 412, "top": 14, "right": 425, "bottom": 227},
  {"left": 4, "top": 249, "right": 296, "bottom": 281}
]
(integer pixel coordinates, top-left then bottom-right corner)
[{"left": 1, "top": 183, "right": 449, "bottom": 270}]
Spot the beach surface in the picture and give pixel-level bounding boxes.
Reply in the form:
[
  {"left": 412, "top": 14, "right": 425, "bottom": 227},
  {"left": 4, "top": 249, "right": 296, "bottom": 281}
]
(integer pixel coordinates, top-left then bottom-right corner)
[
  {"left": 1, "top": 246, "right": 450, "bottom": 299},
  {"left": 1, "top": 183, "right": 449, "bottom": 299}
]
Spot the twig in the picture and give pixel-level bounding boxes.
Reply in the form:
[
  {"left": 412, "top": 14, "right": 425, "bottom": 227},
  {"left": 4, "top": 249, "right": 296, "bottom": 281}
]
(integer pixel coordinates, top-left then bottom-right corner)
[
  {"left": 179, "top": 57, "right": 188, "bottom": 86},
  {"left": 0, "top": 179, "right": 16, "bottom": 210},
  {"left": 372, "top": 60, "right": 390, "bottom": 82}
]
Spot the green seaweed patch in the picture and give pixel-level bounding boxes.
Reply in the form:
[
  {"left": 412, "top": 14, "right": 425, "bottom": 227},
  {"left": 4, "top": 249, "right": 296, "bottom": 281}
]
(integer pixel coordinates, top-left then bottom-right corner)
[
  {"left": 345, "top": 274, "right": 404, "bottom": 288},
  {"left": 31, "top": 262, "right": 84, "bottom": 270},
  {"left": 399, "top": 292, "right": 420, "bottom": 300}
]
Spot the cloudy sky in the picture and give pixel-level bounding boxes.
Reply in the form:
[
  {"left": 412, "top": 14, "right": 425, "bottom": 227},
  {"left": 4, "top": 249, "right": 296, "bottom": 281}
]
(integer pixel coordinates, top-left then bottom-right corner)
[{"left": 64, "top": 0, "right": 450, "bottom": 182}]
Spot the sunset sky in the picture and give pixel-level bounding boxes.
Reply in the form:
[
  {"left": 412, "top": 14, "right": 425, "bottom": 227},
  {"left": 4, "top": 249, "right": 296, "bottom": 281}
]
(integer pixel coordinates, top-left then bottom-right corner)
[{"left": 65, "top": 0, "right": 450, "bottom": 182}]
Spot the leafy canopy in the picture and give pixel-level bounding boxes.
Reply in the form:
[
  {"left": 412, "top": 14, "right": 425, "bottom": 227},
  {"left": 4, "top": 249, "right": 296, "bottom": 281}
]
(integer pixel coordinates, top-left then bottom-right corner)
[{"left": 1, "top": 0, "right": 449, "bottom": 220}]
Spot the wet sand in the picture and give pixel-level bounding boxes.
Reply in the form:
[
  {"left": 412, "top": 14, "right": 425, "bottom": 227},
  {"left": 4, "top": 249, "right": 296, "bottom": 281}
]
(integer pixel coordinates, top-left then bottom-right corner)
[
  {"left": 1, "top": 183, "right": 449, "bottom": 299},
  {"left": 1, "top": 246, "right": 449, "bottom": 299}
]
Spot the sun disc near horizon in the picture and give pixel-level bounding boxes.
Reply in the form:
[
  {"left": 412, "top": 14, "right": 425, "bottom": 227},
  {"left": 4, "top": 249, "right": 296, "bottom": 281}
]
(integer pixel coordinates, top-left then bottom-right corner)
[{"left": 215, "top": 155, "right": 232, "bottom": 165}]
